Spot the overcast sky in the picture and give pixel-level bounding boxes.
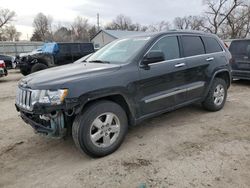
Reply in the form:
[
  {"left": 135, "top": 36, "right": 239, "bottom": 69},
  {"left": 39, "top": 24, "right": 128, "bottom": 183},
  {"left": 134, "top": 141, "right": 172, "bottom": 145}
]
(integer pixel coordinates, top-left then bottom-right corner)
[{"left": 1, "top": 0, "right": 205, "bottom": 40}]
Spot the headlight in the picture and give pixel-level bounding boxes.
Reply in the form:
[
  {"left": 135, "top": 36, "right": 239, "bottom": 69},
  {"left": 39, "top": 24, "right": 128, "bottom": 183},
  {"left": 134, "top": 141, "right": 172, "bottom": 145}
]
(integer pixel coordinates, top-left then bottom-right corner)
[{"left": 31, "top": 89, "right": 68, "bottom": 105}]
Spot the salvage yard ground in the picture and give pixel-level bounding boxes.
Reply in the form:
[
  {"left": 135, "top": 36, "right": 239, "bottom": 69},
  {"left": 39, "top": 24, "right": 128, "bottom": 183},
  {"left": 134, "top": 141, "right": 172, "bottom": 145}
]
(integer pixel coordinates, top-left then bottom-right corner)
[{"left": 0, "top": 70, "right": 250, "bottom": 188}]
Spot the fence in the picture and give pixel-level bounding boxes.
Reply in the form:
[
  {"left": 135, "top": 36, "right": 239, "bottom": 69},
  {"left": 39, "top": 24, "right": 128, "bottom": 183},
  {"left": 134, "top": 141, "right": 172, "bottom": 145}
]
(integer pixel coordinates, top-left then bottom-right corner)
[{"left": 0, "top": 41, "right": 44, "bottom": 56}]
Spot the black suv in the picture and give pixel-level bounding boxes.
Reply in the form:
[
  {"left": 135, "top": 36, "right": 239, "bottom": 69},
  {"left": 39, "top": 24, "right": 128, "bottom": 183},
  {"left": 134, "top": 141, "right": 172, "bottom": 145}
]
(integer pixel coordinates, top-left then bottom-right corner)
[
  {"left": 17, "top": 42, "right": 94, "bottom": 75},
  {"left": 15, "top": 31, "right": 231, "bottom": 157},
  {"left": 229, "top": 39, "right": 250, "bottom": 80}
]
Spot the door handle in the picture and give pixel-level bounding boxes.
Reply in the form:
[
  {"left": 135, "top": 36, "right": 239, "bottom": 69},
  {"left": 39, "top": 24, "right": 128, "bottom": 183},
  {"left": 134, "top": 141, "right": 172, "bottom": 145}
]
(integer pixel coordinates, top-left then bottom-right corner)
[
  {"left": 206, "top": 57, "right": 214, "bottom": 61},
  {"left": 175, "top": 63, "right": 186, "bottom": 68}
]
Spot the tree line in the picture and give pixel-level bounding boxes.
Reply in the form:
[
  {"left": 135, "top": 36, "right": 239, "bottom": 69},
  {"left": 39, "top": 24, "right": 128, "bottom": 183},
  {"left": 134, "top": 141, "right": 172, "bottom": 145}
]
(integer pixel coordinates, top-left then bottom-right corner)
[{"left": 0, "top": 0, "right": 250, "bottom": 42}]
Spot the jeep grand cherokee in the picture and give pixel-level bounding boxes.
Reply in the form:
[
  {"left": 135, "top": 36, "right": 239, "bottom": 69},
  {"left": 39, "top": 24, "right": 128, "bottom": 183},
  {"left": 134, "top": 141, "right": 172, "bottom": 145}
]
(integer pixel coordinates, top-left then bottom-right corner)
[{"left": 15, "top": 31, "right": 232, "bottom": 157}]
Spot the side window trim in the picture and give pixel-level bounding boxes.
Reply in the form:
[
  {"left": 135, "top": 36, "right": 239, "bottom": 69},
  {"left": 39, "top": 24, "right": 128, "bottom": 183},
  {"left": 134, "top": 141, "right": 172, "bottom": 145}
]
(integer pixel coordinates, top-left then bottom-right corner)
[
  {"left": 205, "top": 36, "right": 224, "bottom": 53},
  {"left": 141, "top": 35, "right": 181, "bottom": 65}
]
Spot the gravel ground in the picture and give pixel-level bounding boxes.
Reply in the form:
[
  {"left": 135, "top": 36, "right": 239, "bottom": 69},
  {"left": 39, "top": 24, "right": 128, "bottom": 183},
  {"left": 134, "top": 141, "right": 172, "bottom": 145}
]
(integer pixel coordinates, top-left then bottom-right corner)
[{"left": 0, "top": 70, "right": 250, "bottom": 188}]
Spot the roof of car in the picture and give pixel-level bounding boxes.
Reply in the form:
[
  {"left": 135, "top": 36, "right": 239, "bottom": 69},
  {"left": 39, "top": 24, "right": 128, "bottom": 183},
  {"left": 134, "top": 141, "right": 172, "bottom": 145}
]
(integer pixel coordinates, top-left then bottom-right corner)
[
  {"left": 92, "top": 29, "right": 211, "bottom": 41},
  {"left": 138, "top": 30, "right": 212, "bottom": 37}
]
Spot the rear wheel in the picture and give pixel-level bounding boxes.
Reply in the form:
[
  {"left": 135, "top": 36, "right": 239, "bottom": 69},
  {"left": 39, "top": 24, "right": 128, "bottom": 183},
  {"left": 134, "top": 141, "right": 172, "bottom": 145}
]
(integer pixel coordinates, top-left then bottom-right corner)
[
  {"left": 202, "top": 78, "right": 227, "bottom": 111},
  {"left": 31, "top": 63, "right": 47, "bottom": 73},
  {"left": 72, "top": 100, "right": 128, "bottom": 157}
]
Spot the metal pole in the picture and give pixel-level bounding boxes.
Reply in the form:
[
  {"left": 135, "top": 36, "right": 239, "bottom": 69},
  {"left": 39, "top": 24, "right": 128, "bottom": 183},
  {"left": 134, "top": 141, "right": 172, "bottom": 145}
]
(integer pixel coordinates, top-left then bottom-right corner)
[{"left": 97, "top": 13, "right": 100, "bottom": 32}]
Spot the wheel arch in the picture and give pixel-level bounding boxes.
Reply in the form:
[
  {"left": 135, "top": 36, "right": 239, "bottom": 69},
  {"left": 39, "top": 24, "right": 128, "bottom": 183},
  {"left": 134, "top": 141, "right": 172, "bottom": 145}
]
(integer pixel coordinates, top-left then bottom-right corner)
[
  {"left": 76, "top": 93, "right": 136, "bottom": 126},
  {"left": 203, "top": 69, "right": 231, "bottom": 100}
]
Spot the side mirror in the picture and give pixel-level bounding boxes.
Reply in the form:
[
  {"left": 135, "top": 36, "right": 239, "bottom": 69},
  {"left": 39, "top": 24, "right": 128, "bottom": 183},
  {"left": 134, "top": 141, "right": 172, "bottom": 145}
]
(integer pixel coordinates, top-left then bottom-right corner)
[{"left": 142, "top": 50, "right": 165, "bottom": 65}]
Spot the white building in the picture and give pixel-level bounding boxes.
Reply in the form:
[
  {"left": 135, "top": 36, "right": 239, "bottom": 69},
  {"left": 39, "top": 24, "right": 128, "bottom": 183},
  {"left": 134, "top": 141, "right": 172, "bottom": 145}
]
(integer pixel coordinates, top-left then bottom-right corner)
[{"left": 91, "top": 30, "right": 145, "bottom": 50}]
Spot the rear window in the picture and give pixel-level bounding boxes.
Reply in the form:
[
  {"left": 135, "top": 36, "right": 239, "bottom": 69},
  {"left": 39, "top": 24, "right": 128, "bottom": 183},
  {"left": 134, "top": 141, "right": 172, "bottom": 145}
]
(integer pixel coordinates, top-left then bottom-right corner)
[
  {"left": 229, "top": 40, "right": 250, "bottom": 56},
  {"left": 182, "top": 36, "right": 205, "bottom": 57},
  {"left": 202, "top": 37, "right": 223, "bottom": 53}
]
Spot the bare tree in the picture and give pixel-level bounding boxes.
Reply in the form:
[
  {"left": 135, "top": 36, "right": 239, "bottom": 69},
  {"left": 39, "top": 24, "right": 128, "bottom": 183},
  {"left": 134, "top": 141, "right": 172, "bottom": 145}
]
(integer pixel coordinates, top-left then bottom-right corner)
[
  {"left": 203, "top": 0, "right": 243, "bottom": 34},
  {"left": 31, "top": 13, "right": 53, "bottom": 41},
  {"left": 222, "top": 4, "right": 250, "bottom": 38},
  {"left": 88, "top": 25, "right": 98, "bottom": 40},
  {"left": 173, "top": 16, "right": 205, "bottom": 30},
  {"left": 105, "top": 14, "right": 146, "bottom": 31},
  {"left": 53, "top": 26, "right": 72, "bottom": 42},
  {"left": 2, "top": 25, "right": 21, "bottom": 41},
  {"left": 0, "top": 8, "right": 15, "bottom": 28},
  {"left": 105, "top": 14, "right": 132, "bottom": 30},
  {"left": 71, "top": 16, "right": 90, "bottom": 42},
  {"left": 147, "top": 21, "right": 171, "bottom": 32}
]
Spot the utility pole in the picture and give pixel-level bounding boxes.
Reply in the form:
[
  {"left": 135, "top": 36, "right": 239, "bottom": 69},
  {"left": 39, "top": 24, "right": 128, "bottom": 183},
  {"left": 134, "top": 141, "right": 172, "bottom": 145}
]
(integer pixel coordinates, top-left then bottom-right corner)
[{"left": 97, "top": 13, "right": 100, "bottom": 32}]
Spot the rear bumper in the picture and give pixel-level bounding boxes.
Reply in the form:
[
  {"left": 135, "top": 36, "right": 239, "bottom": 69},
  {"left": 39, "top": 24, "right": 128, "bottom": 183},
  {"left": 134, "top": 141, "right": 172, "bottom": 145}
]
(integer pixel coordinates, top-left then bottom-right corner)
[{"left": 232, "top": 70, "right": 250, "bottom": 80}]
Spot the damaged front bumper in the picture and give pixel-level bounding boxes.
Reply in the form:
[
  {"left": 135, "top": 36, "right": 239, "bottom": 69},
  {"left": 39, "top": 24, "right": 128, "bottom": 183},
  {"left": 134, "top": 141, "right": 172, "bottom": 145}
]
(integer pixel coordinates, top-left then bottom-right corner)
[{"left": 17, "top": 106, "right": 67, "bottom": 138}]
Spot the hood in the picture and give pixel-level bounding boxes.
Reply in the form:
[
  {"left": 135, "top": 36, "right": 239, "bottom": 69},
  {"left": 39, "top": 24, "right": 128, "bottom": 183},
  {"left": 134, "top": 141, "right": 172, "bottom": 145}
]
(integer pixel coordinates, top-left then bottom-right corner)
[{"left": 20, "top": 63, "right": 121, "bottom": 89}]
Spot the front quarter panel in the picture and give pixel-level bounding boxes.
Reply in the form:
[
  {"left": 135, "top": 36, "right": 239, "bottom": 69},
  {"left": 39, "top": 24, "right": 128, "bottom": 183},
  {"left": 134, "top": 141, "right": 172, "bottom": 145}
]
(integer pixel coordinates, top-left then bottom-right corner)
[{"left": 65, "top": 64, "right": 140, "bottom": 117}]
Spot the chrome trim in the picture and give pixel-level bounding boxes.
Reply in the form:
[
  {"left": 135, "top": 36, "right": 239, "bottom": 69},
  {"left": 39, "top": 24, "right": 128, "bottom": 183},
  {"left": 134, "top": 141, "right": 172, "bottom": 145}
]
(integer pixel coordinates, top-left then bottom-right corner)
[
  {"left": 16, "top": 87, "right": 33, "bottom": 111},
  {"left": 140, "top": 34, "right": 226, "bottom": 67},
  {"left": 187, "top": 83, "right": 205, "bottom": 91},
  {"left": 144, "top": 82, "right": 205, "bottom": 103},
  {"left": 145, "top": 88, "right": 186, "bottom": 103},
  {"left": 206, "top": 57, "right": 214, "bottom": 61},
  {"left": 175, "top": 63, "right": 186, "bottom": 68}
]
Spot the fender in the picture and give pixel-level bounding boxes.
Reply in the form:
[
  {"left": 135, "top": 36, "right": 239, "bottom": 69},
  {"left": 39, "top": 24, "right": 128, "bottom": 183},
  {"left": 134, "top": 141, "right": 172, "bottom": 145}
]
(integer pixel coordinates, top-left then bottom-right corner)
[
  {"left": 203, "top": 68, "right": 231, "bottom": 100},
  {"left": 74, "top": 87, "right": 137, "bottom": 125}
]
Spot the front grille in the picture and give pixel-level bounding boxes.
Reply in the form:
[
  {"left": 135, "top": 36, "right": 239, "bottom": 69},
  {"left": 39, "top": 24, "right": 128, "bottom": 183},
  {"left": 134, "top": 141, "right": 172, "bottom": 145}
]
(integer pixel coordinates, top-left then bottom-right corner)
[{"left": 16, "top": 87, "right": 32, "bottom": 110}]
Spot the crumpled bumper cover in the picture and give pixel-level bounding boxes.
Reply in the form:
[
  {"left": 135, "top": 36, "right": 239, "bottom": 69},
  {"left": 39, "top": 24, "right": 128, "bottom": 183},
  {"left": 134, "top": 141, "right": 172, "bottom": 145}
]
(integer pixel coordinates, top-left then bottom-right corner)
[{"left": 20, "top": 112, "right": 54, "bottom": 134}]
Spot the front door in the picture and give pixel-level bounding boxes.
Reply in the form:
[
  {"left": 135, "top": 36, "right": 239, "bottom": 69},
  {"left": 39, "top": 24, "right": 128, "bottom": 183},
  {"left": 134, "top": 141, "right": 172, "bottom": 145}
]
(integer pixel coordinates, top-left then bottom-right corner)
[{"left": 137, "top": 35, "right": 189, "bottom": 116}]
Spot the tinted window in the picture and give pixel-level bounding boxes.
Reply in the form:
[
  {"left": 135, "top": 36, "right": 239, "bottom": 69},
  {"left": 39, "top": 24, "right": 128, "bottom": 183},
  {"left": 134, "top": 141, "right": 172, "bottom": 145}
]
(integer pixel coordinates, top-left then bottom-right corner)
[
  {"left": 71, "top": 44, "right": 81, "bottom": 53},
  {"left": 150, "top": 36, "right": 180, "bottom": 60},
  {"left": 182, "top": 36, "right": 205, "bottom": 57},
  {"left": 229, "top": 40, "right": 250, "bottom": 56},
  {"left": 59, "top": 44, "right": 70, "bottom": 54},
  {"left": 202, "top": 37, "right": 223, "bottom": 53}
]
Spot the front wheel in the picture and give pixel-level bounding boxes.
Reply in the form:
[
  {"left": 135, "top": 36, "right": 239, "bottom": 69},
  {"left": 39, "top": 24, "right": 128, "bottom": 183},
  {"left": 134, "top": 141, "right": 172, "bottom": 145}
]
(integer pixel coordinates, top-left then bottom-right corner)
[
  {"left": 202, "top": 78, "right": 227, "bottom": 111},
  {"left": 72, "top": 100, "right": 128, "bottom": 157}
]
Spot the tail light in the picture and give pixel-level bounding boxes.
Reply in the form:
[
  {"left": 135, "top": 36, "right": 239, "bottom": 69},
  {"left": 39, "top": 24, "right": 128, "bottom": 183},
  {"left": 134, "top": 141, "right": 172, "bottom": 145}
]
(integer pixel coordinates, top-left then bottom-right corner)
[{"left": 0, "top": 60, "right": 5, "bottom": 68}]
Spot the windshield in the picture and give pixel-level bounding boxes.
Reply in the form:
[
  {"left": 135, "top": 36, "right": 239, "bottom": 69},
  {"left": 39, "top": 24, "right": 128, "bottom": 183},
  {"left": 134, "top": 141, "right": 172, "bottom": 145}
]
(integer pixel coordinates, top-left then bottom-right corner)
[{"left": 86, "top": 36, "right": 151, "bottom": 64}]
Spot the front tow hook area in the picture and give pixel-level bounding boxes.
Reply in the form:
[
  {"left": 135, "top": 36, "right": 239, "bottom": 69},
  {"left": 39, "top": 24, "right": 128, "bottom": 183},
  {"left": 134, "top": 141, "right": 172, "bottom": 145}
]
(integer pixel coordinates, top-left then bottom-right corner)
[{"left": 20, "top": 112, "right": 66, "bottom": 138}]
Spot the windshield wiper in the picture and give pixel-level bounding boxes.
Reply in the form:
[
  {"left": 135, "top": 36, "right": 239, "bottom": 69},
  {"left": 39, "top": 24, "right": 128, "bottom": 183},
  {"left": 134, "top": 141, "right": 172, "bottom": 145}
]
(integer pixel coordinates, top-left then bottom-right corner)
[{"left": 89, "top": 60, "right": 110, "bottom": 64}]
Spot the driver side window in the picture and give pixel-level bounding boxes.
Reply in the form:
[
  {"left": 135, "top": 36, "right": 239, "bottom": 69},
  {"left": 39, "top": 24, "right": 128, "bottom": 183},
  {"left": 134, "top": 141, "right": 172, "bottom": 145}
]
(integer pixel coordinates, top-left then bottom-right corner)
[{"left": 150, "top": 36, "right": 180, "bottom": 61}]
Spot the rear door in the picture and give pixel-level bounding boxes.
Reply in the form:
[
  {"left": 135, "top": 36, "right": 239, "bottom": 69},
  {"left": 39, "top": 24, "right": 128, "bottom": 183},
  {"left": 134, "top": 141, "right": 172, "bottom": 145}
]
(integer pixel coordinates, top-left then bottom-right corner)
[
  {"left": 138, "top": 35, "right": 189, "bottom": 116},
  {"left": 229, "top": 40, "right": 250, "bottom": 71},
  {"left": 180, "top": 35, "right": 209, "bottom": 101}
]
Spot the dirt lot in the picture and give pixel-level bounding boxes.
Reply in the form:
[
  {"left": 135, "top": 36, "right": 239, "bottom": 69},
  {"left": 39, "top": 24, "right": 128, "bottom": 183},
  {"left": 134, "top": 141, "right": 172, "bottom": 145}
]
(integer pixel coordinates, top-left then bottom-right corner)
[{"left": 0, "top": 70, "right": 250, "bottom": 188}]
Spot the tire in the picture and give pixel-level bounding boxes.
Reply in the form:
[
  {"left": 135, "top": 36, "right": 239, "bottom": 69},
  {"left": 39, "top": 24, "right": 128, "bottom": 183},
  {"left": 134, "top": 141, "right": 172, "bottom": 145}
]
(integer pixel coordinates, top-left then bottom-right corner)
[
  {"left": 31, "top": 63, "right": 47, "bottom": 73},
  {"left": 202, "top": 78, "right": 227, "bottom": 111},
  {"left": 20, "top": 68, "right": 29, "bottom": 76},
  {"left": 72, "top": 100, "right": 128, "bottom": 157}
]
